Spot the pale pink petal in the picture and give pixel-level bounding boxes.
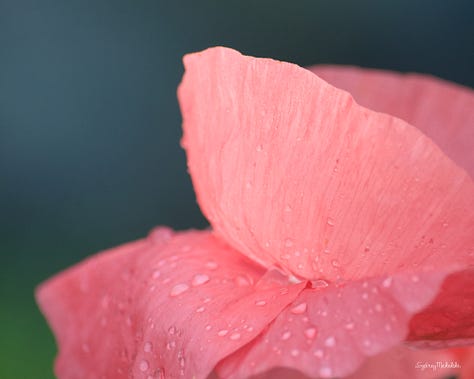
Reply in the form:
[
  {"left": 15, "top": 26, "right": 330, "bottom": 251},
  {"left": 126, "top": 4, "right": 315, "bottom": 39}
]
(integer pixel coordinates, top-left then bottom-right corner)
[
  {"left": 179, "top": 46, "right": 474, "bottom": 281},
  {"left": 310, "top": 65, "right": 474, "bottom": 176},
  {"left": 36, "top": 228, "right": 305, "bottom": 379},
  {"left": 216, "top": 269, "right": 454, "bottom": 378}
]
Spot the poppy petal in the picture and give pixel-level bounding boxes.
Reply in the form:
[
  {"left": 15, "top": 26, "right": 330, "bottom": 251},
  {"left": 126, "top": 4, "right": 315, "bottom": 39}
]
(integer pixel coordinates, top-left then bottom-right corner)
[
  {"left": 215, "top": 269, "right": 454, "bottom": 378},
  {"left": 408, "top": 268, "right": 474, "bottom": 347},
  {"left": 36, "top": 228, "right": 305, "bottom": 379},
  {"left": 243, "top": 345, "right": 463, "bottom": 379},
  {"left": 179, "top": 46, "right": 474, "bottom": 281},
  {"left": 310, "top": 65, "right": 474, "bottom": 176}
]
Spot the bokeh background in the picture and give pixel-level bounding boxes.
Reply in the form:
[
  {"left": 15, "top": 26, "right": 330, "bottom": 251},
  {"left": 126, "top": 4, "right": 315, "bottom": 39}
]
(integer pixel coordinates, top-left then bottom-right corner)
[{"left": 1, "top": 1, "right": 473, "bottom": 378}]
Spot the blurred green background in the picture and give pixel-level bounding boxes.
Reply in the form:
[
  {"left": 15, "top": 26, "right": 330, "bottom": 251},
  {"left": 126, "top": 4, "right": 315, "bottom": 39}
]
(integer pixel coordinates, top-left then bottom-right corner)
[{"left": 1, "top": 1, "right": 473, "bottom": 378}]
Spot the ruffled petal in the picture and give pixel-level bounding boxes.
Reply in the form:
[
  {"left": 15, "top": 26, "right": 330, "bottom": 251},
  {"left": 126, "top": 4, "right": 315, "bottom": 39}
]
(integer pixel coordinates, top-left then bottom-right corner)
[
  {"left": 243, "top": 345, "right": 463, "bottom": 379},
  {"left": 310, "top": 65, "right": 474, "bottom": 176},
  {"left": 408, "top": 268, "right": 474, "bottom": 347},
  {"left": 179, "top": 46, "right": 474, "bottom": 282},
  {"left": 36, "top": 228, "right": 305, "bottom": 379},
  {"left": 216, "top": 269, "right": 455, "bottom": 378}
]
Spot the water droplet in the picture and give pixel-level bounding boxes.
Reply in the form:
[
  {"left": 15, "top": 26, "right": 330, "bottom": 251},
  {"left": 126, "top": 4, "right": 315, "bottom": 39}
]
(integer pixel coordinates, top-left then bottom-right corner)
[
  {"left": 139, "top": 360, "right": 149, "bottom": 372},
  {"left": 290, "top": 349, "right": 300, "bottom": 357},
  {"left": 203, "top": 297, "right": 211, "bottom": 303},
  {"left": 245, "top": 181, "right": 252, "bottom": 189},
  {"left": 247, "top": 326, "right": 254, "bottom": 332},
  {"left": 382, "top": 277, "right": 392, "bottom": 288},
  {"left": 281, "top": 253, "right": 291, "bottom": 260},
  {"left": 362, "top": 292, "right": 369, "bottom": 300},
  {"left": 284, "top": 238, "right": 294, "bottom": 247},
  {"left": 281, "top": 331, "right": 291, "bottom": 340},
  {"left": 311, "top": 279, "right": 329, "bottom": 288},
  {"left": 297, "top": 263, "right": 304, "bottom": 270},
  {"left": 319, "top": 367, "right": 333, "bottom": 377},
  {"left": 256, "top": 144, "right": 263, "bottom": 152},
  {"left": 152, "top": 270, "right": 161, "bottom": 279},
  {"left": 304, "top": 327, "right": 317, "bottom": 339},
  {"left": 290, "top": 302, "right": 307, "bottom": 314},
  {"left": 144, "top": 341, "right": 153, "bottom": 353},
  {"left": 166, "top": 341, "right": 176, "bottom": 350},
  {"left": 235, "top": 275, "right": 251, "bottom": 286},
  {"left": 168, "top": 326, "right": 177, "bottom": 335},
  {"left": 170, "top": 283, "right": 189, "bottom": 297},
  {"left": 313, "top": 349, "right": 324, "bottom": 358},
  {"left": 327, "top": 217, "right": 335, "bottom": 226},
  {"left": 255, "top": 300, "right": 266, "bottom": 306},
  {"left": 205, "top": 261, "right": 218, "bottom": 270},
  {"left": 229, "top": 332, "right": 241, "bottom": 340},
  {"left": 411, "top": 275, "right": 420, "bottom": 283},
  {"left": 205, "top": 325, "right": 212, "bottom": 331},
  {"left": 375, "top": 304, "right": 383, "bottom": 312},
  {"left": 294, "top": 250, "right": 301, "bottom": 257},
  {"left": 217, "top": 329, "right": 228, "bottom": 337},
  {"left": 324, "top": 336, "right": 336, "bottom": 347},
  {"left": 323, "top": 248, "right": 330, "bottom": 254},
  {"left": 192, "top": 274, "right": 210, "bottom": 287},
  {"left": 284, "top": 205, "right": 292, "bottom": 212},
  {"left": 345, "top": 322, "right": 355, "bottom": 330},
  {"left": 196, "top": 306, "right": 205, "bottom": 313},
  {"left": 331, "top": 259, "right": 340, "bottom": 268},
  {"left": 149, "top": 227, "right": 173, "bottom": 243}
]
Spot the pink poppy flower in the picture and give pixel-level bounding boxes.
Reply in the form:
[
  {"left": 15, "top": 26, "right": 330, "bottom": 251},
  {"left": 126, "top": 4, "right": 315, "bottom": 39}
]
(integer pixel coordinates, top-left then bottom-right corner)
[{"left": 36, "top": 47, "right": 474, "bottom": 378}]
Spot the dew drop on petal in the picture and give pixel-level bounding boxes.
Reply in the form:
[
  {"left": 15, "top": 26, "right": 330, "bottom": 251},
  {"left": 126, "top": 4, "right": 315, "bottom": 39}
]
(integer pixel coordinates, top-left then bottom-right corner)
[
  {"left": 170, "top": 283, "right": 189, "bottom": 297},
  {"left": 284, "top": 238, "right": 294, "bottom": 247},
  {"left": 192, "top": 274, "right": 210, "bottom": 287},
  {"left": 319, "top": 367, "right": 333, "bottom": 377},
  {"left": 205, "top": 325, "right": 212, "bottom": 331},
  {"left": 229, "top": 332, "right": 241, "bottom": 340},
  {"left": 168, "top": 326, "right": 177, "bottom": 335},
  {"left": 152, "top": 270, "right": 161, "bottom": 279},
  {"left": 281, "top": 331, "right": 291, "bottom": 340},
  {"left": 196, "top": 306, "right": 205, "bottom": 313},
  {"left": 345, "top": 322, "right": 355, "bottom": 330},
  {"left": 382, "top": 277, "right": 392, "bottom": 288},
  {"left": 255, "top": 300, "right": 266, "bottom": 306},
  {"left": 311, "top": 279, "right": 329, "bottom": 288},
  {"left": 144, "top": 341, "right": 153, "bottom": 353},
  {"left": 304, "top": 327, "right": 317, "bottom": 339},
  {"left": 235, "top": 275, "right": 251, "bottom": 286},
  {"left": 313, "top": 349, "right": 324, "bottom": 358},
  {"left": 290, "top": 302, "right": 307, "bottom": 314},
  {"left": 290, "top": 349, "right": 300, "bottom": 357},
  {"left": 324, "top": 336, "right": 336, "bottom": 347},
  {"left": 205, "top": 261, "right": 218, "bottom": 270},
  {"left": 327, "top": 217, "right": 335, "bottom": 226},
  {"left": 139, "top": 360, "right": 149, "bottom": 372},
  {"left": 217, "top": 329, "right": 228, "bottom": 337}
]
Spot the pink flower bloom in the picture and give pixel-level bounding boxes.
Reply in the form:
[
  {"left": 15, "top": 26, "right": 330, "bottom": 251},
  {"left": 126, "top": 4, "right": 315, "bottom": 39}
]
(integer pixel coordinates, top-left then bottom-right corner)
[{"left": 37, "top": 47, "right": 474, "bottom": 378}]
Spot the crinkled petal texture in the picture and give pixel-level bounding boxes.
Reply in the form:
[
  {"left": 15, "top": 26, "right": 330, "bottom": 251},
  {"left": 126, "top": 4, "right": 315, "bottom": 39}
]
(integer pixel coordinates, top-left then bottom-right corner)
[
  {"left": 310, "top": 65, "right": 474, "bottom": 177},
  {"left": 216, "top": 268, "right": 458, "bottom": 378},
  {"left": 36, "top": 228, "right": 305, "bottom": 379},
  {"left": 179, "top": 46, "right": 474, "bottom": 282}
]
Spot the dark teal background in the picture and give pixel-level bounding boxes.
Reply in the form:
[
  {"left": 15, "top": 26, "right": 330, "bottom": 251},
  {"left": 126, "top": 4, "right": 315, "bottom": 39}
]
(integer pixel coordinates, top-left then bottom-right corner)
[{"left": 1, "top": 1, "right": 472, "bottom": 378}]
